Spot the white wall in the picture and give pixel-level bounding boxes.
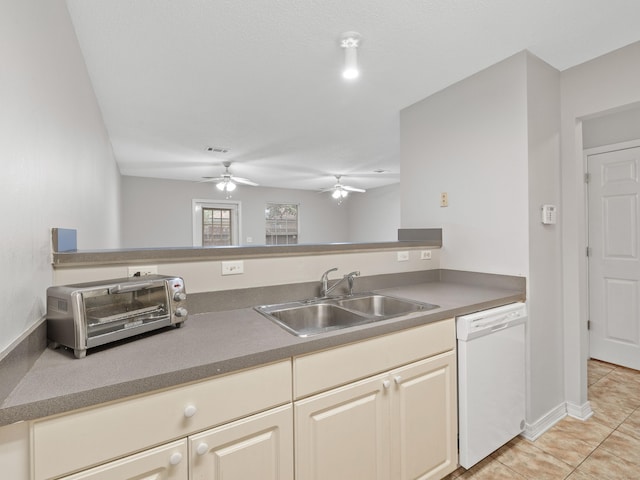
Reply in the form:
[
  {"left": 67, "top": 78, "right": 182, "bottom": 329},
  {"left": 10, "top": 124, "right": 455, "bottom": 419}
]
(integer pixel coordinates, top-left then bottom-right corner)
[
  {"left": 54, "top": 248, "right": 441, "bottom": 293},
  {"left": 582, "top": 104, "right": 640, "bottom": 149},
  {"left": 121, "top": 176, "right": 400, "bottom": 247},
  {"left": 560, "top": 41, "right": 640, "bottom": 414},
  {"left": 400, "top": 53, "right": 529, "bottom": 276},
  {"left": 525, "top": 55, "right": 564, "bottom": 423},
  {"left": 400, "top": 51, "right": 565, "bottom": 429},
  {"left": 347, "top": 183, "right": 400, "bottom": 242},
  {"left": 0, "top": 0, "right": 121, "bottom": 354},
  {"left": 121, "top": 176, "right": 352, "bottom": 247}
]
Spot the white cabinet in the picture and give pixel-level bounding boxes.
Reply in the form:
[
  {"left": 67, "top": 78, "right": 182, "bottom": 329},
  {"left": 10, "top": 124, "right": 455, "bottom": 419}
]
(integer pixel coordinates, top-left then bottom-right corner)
[
  {"left": 390, "top": 352, "right": 457, "bottom": 480},
  {"left": 295, "top": 372, "right": 390, "bottom": 480},
  {"left": 32, "top": 360, "right": 292, "bottom": 480},
  {"left": 58, "top": 440, "right": 188, "bottom": 480},
  {"left": 190, "top": 404, "right": 293, "bottom": 480},
  {"left": 57, "top": 405, "right": 294, "bottom": 480},
  {"left": 30, "top": 319, "right": 456, "bottom": 480},
  {"left": 295, "top": 351, "right": 456, "bottom": 480}
]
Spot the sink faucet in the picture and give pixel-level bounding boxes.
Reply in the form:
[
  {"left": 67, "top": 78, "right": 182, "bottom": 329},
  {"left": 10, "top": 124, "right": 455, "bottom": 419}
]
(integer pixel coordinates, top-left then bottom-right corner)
[{"left": 320, "top": 268, "right": 360, "bottom": 297}]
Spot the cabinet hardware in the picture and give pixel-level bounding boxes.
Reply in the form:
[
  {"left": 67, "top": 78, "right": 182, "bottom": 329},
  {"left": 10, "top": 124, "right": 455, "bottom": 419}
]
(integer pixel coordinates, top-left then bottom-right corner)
[
  {"left": 196, "top": 442, "right": 209, "bottom": 456},
  {"left": 184, "top": 405, "right": 197, "bottom": 418}
]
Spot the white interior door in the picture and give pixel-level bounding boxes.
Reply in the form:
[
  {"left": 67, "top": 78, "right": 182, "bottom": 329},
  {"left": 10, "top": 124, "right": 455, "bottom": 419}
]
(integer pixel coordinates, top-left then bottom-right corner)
[{"left": 587, "top": 144, "right": 640, "bottom": 370}]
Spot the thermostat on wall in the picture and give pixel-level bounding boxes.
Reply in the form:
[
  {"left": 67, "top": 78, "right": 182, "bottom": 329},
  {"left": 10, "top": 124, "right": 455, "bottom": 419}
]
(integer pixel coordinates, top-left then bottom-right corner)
[{"left": 541, "top": 204, "right": 557, "bottom": 225}]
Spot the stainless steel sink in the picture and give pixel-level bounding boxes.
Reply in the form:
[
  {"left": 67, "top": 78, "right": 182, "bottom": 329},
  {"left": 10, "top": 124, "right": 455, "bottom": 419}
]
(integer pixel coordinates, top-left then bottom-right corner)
[
  {"left": 336, "top": 294, "right": 432, "bottom": 317},
  {"left": 255, "top": 293, "right": 438, "bottom": 337}
]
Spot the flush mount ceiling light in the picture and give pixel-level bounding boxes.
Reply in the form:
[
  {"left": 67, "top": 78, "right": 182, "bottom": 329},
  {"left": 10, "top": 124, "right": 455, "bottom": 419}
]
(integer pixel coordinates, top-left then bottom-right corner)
[{"left": 341, "top": 31, "right": 361, "bottom": 80}]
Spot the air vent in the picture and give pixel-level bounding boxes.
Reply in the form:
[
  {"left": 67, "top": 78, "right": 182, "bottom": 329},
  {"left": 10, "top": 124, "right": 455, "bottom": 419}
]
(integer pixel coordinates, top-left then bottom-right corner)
[{"left": 207, "top": 146, "right": 229, "bottom": 154}]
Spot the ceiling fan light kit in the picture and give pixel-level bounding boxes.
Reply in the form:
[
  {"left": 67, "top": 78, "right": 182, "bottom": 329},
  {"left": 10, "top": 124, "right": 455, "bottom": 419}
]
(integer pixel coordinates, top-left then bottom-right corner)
[
  {"left": 201, "top": 161, "right": 258, "bottom": 195},
  {"left": 323, "top": 174, "right": 366, "bottom": 203},
  {"left": 216, "top": 180, "right": 236, "bottom": 192}
]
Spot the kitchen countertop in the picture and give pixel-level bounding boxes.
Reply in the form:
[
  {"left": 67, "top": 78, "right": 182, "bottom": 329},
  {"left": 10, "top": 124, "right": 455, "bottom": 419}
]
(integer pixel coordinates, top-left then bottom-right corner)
[{"left": 0, "top": 279, "right": 524, "bottom": 426}]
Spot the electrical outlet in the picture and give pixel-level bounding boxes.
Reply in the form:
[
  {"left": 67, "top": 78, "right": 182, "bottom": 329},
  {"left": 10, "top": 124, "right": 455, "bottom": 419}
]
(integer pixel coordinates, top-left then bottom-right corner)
[
  {"left": 128, "top": 265, "right": 158, "bottom": 277},
  {"left": 440, "top": 192, "right": 449, "bottom": 207},
  {"left": 221, "top": 260, "right": 244, "bottom": 275},
  {"left": 420, "top": 250, "right": 432, "bottom": 260},
  {"left": 397, "top": 251, "right": 409, "bottom": 262}
]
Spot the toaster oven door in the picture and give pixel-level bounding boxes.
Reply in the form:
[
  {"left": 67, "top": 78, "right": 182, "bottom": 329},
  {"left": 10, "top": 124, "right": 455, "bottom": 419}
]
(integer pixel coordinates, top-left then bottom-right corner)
[{"left": 82, "top": 282, "right": 172, "bottom": 347}]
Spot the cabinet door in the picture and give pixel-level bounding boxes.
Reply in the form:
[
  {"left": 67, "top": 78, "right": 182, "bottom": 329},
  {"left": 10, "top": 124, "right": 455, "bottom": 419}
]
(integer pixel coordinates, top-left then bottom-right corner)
[
  {"left": 58, "top": 439, "right": 187, "bottom": 480},
  {"left": 295, "top": 372, "right": 390, "bottom": 480},
  {"left": 189, "top": 404, "right": 293, "bottom": 480},
  {"left": 390, "top": 351, "right": 457, "bottom": 480}
]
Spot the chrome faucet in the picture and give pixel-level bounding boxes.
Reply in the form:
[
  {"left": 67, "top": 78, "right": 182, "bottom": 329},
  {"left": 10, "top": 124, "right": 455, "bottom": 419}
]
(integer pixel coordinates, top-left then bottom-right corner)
[{"left": 320, "top": 268, "right": 361, "bottom": 297}]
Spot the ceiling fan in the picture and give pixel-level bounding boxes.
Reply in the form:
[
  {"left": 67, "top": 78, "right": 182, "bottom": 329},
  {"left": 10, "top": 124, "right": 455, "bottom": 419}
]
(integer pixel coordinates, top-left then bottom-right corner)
[
  {"left": 321, "top": 175, "right": 366, "bottom": 201},
  {"left": 201, "top": 161, "right": 258, "bottom": 192}
]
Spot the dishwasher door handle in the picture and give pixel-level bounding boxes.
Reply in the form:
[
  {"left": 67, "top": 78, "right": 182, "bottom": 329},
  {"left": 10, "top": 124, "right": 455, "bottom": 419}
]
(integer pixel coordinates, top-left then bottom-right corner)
[{"left": 490, "top": 323, "right": 510, "bottom": 332}]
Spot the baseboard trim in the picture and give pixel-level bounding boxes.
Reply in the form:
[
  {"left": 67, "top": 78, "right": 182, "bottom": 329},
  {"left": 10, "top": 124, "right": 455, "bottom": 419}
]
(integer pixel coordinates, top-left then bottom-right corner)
[
  {"left": 566, "top": 400, "right": 594, "bottom": 420},
  {"left": 522, "top": 403, "right": 567, "bottom": 441}
]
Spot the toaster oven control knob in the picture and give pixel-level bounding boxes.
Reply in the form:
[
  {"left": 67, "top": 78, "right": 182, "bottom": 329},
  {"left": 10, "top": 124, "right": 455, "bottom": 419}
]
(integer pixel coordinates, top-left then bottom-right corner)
[
  {"left": 183, "top": 404, "right": 197, "bottom": 418},
  {"left": 169, "top": 452, "right": 183, "bottom": 465},
  {"left": 196, "top": 442, "right": 209, "bottom": 456},
  {"left": 173, "top": 292, "right": 187, "bottom": 302},
  {"left": 175, "top": 307, "right": 188, "bottom": 318}
]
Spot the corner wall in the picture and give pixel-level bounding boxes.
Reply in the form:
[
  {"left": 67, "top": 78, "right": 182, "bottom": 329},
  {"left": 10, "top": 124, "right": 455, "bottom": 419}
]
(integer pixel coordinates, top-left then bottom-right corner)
[
  {"left": 0, "top": 0, "right": 121, "bottom": 354},
  {"left": 400, "top": 51, "right": 565, "bottom": 429},
  {"left": 525, "top": 54, "right": 564, "bottom": 424},
  {"left": 560, "top": 41, "right": 640, "bottom": 413}
]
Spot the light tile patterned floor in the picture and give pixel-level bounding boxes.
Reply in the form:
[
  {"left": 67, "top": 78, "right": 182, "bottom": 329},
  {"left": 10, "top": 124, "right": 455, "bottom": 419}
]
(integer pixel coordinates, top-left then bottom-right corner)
[{"left": 444, "top": 359, "right": 640, "bottom": 479}]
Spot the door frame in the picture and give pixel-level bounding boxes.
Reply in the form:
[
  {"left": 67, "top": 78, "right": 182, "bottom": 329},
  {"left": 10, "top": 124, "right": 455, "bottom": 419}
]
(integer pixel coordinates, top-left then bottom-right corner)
[{"left": 192, "top": 199, "right": 242, "bottom": 247}]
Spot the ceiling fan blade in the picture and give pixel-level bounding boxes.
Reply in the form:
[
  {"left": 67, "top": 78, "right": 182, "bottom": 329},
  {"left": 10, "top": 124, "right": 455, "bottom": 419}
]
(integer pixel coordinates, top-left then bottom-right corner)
[
  {"left": 343, "top": 185, "right": 366, "bottom": 193},
  {"left": 199, "top": 176, "right": 225, "bottom": 183},
  {"left": 231, "top": 176, "right": 259, "bottom": 186}
]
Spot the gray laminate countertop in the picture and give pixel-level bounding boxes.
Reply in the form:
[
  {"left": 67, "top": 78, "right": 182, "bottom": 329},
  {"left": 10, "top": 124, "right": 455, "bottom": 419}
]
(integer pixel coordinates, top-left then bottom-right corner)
[{"left": 0, "top": 279, "right": 525, "bottom": 426}]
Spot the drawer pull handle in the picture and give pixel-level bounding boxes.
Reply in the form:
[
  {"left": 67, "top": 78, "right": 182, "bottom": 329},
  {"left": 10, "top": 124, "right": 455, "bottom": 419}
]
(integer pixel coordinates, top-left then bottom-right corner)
[
  {"left": 184, "top": 405, "right": 197, "bottom": 418},
  {"left": 169, "top": 452, "right": 183, "bottom": 465},
  {"left": 196, "top": 442, "right": 209, "bottom": 456},
  {"left": 394, "top": 375, "right": 403, "bottom": 385},
  {"left": 382, "top": 380, "right": 391, "bottom": 389}
]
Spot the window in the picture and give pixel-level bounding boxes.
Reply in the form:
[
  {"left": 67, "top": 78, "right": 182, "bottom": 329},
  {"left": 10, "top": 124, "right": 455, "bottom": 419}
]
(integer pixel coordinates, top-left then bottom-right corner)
[
  {"left": 265, "top": 203, "right": 299, "bottom": 245},
  {"left": 192, "top": 200, "right": 240, "bottom": 246},
  {"left": 202, "top": 207, "right": 232, "bottom": 246}
]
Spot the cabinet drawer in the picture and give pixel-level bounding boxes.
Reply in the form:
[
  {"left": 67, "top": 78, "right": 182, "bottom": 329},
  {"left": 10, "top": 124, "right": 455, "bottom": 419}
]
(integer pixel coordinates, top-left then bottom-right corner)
[
  {"left": 294, "top": 319, "right": 454, "bottom": 398},
  {"left": 33, "top": 360, "right": 291, "bottom": 480}
]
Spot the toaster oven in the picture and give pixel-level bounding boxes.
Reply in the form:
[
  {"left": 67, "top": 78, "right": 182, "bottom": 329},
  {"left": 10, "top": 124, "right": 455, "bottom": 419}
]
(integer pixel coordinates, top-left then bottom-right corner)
[{"left": 46, "top": 275, "right": 187, "bottom": 358}]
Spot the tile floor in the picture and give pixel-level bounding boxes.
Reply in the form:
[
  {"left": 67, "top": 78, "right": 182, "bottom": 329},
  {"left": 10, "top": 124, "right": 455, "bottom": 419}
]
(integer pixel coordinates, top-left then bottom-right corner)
[{"left": 444, "top": 359, "right": 640, "bottom": 479}]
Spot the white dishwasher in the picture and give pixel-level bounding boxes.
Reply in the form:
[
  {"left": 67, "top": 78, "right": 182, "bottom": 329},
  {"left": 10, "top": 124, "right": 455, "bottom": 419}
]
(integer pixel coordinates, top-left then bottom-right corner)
[{"left": 456, "top": 302, "right": 527, "bottom": 469}]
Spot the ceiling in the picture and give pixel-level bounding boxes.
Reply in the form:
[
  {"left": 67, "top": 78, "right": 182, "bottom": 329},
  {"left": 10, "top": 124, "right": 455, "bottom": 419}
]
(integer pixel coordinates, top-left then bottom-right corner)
[{"left": 65, "top": 0, "right": 640, "bottom": 191}]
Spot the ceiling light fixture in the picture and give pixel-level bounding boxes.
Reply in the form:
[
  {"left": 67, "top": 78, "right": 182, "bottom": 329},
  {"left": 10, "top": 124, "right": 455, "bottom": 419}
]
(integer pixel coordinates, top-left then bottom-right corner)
[
  {"left": 216, "top": 179, "right": 236, "bottom": 192},
  {"left": 341, "top": 32, "right": 361, "bottom": 80},
  {"left": 332, "top": 187, "right": 348, "bottom": 199}
]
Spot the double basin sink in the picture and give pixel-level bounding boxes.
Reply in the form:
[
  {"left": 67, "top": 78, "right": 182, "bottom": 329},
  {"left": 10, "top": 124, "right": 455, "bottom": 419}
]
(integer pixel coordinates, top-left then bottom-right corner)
[{"left": 255, "top": 293, "right": 439, "bottom": 337}]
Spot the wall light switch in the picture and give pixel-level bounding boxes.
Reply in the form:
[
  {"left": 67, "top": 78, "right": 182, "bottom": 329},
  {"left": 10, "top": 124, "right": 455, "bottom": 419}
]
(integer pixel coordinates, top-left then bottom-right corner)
[
  {"left": 221, "top": 260, "right": 244, "bottom": 275},
  {"left": 397, "top": 251, "right": 409, "bottom": 262}
]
